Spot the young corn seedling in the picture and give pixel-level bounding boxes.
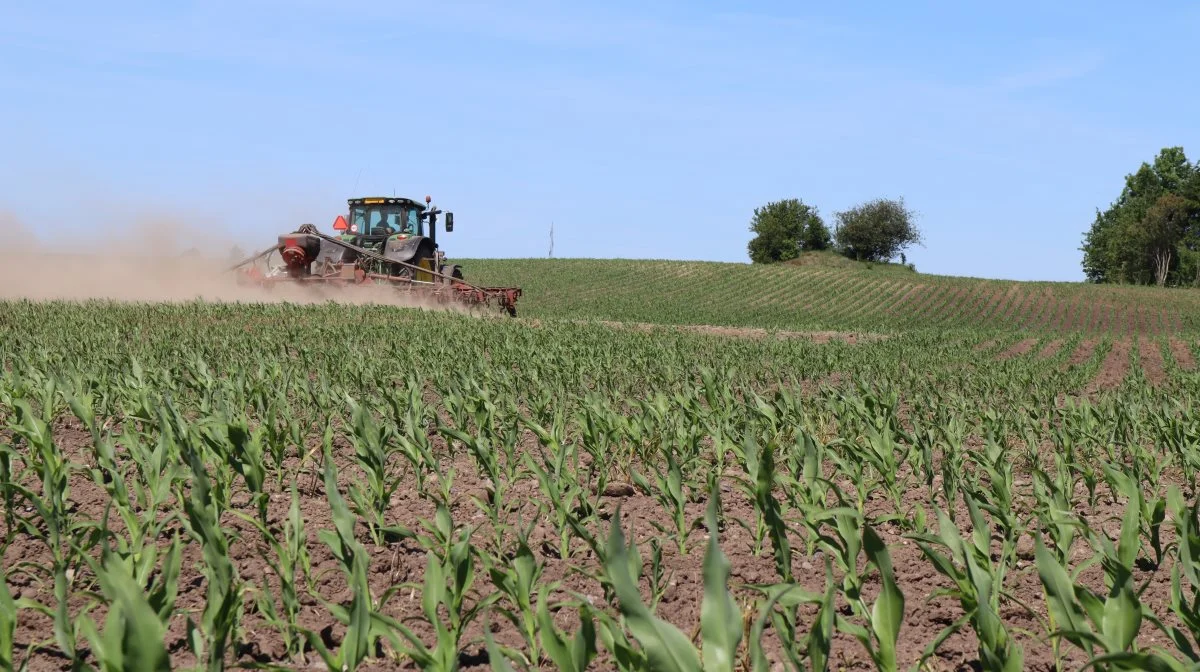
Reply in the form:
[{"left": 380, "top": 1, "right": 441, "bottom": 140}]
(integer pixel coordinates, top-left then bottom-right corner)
[
  {"left": 0, "top": 437, "right": 15, "bottom": 536},
  {"left": 936, "top": 417, "right": 967, "bottom": 509},
  {"left": 600, "top": 491, "right": 743, "bottom": 672},
  {"left": 855, "top": 422, "right": 912, "bottom": 516},
  {"left": 201, "top": 415, "right": 269, "bottom": 527},
  {"left": 79, "top": 552, "right": 173, "bottom": 672},
  {"left": 840, "top": 525, "right": 906, "bottom": 672},
  {"left": 729, "top": 438, "right": 769, "bottom": 557},
  {"left": 438, "top": 407, "right": 521, "bottom": 553},
  {"left": 909, "top": 499, "right": 1024, "bottom": 671},
  {"left": 343, "top": 398, "right": 412, "bottom": 543},
  {"left": 123, "top": 425, "right": 186, "bottom": 529},
  {"left": 1157, "top": 486, "right": 1200, "bottom": 666},
  {"left": 485, "top": 535, "right": 544, "bottom": 665},
  {"left": 745, "top": 567, "right": 832, "bottom": 672},
  {"left": 630, "top": 447, "right": 692, "bottom": 554},
  {"left": 577, "top": 395, "right": 625, "bottom": 499},
  {"left": 1101, "top": 459, "right": 1166, "bottom": 569},
  {"left": 1031, "top": 458, "right": 1084, "bottom": 565},
  {"left": 826, "top": 440, "right": 872, "bottom": 516},
  {"left": 181, "top": 444, "right": 244, "bottom": 672},
  {"left": 304, "top": 457, "right": 405, "bottom": 672},
  {"left": 742, "top": 436, "right": 793, "bottom": 583},
  {"left": 0, "top": 553, "right": 36, "bottom": 672},
  {"left": 967, "top": 438, "right": 1023, "bottom": 551},
  {"left": 395, "top": 513, "right": 498, "bottom": 672},
  {"left": 6, "top": 398, "right": 88, "bottom": 666},
  {"left": 536, "top": 589, "right": 598, "bottom": 672},
  {"left": 237, "top": 484, "right": 311, "bottom": 664},
  {"left": 645, "top": 537, "right": 675, "bottom": 609},
  {"left": 808, "top": 505, "right": 905, "bottom": 672},
  {"left": 1034, "top": 495, "right": 1182, "bottom": 671},
  {"left": 783, "top": 431, "right": 834, "bottom": 553},
  {"left": 523, "top": 443, "right": 599, "bottom": 561},
  {"left": 386, "top": 382, "right": 439, "bottom": 498}
]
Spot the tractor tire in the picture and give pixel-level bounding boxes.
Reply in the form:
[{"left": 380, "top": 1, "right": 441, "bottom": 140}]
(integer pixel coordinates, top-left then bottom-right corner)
[{"left": 440, "top": 264, "right": 463, "bottom": 284}]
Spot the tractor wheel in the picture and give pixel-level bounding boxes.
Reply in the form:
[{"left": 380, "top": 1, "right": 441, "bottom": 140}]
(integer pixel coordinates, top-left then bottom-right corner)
[{"left": 440, "top": 264, "right": 463, "bottom": 284}]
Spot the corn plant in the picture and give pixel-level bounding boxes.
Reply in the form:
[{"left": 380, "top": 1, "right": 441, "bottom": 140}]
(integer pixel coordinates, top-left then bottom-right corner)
[
  {"left": 910, "top": 498, "right": 1024, "bottom": 671},
  {"left": 305, "top": 457, "right": 404, "bottom": 671},
  {"left": 1034, "top": 496, "right": 1181, "bottom": 670},
  {"left": 741, "top": 436, "right": 793, "bottom": 583},
  {"left": 631, "top": 447, "right": 692, "bottom": 554},
  {"left": 485, "top": 535, "right": 544, "bottom": 665},
  {"left": 746, "top": 567, "right": 833, "bottom": 672},
  {"left": 181, "top": 445, "right": 244, "bottom": 672},
  {"left": 0, "top": 555, "right": 34, "bottom": 672},
  {"left": 838, "top": 525, "right": 906, "bottom": 672},
  {"left": 600, "top": 492, "right": 743, "bottom": 672},
  {"left": 79, "top": 552, "right": 173, "bottom": 672},
  {"left": 239, "top": 485, "right": 310, "bottom": 663}
]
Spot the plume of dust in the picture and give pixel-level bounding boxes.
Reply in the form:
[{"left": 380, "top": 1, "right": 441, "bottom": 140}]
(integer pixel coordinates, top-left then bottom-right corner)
[{"left": 0, "top": 209, "right": 489, "bottom": 316}]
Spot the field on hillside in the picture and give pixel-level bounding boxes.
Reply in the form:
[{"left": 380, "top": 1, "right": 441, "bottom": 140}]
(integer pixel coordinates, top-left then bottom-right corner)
[
  {"left": 461, "top": 258, "right": 1200, "bottom": 333},
  {"left": 3, "top": 284, "right": 1200, "bottom": 670}
]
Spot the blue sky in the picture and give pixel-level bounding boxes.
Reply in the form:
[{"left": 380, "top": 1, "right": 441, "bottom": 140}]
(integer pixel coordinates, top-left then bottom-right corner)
[{"left": 2, "top": 1, "right": 1197, "bottom": 281}]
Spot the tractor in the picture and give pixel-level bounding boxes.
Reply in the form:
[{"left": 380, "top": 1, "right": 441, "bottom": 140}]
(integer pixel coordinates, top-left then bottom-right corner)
[{"left": 232, "top": 195, "right": 521, "bottom": 315}]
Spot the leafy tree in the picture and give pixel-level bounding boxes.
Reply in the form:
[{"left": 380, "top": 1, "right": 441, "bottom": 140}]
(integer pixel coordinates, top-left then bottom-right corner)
[
  {"left": 1143, "top": 194, "right": 1191, "bottom": 286},
  {"left": 833, "top": 198, "right": 922, "bottom": 262},
  {"left": 747, "top": 199, "right": 831, "bottom": 264},
  {"left": 1081, "top": 146, "right": 1200, "bottom": 285}
]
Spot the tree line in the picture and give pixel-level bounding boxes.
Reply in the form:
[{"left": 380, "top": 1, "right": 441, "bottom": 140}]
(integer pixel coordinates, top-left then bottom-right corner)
[
  {"left": 747, "top": 197, "right": 922, "bottom": 266},
  {"left": 1081, "top": 147, "right": 1200, "bottom": 287}
]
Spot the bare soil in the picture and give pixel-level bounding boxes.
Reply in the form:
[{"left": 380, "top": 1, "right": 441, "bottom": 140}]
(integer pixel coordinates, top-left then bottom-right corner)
[
  {"left": 1138, "top": 337, "right": 1167, "bottom": 386},
  {"left": 589, "top": 321, "right": 888, "bottom": 344},
  {"left": 1036, "top": 339, "right": 1064, "bottom": 359},
  {"left": 1065, "top": 338, "right": 1100, "bottom": 368},
  {"left": 1170, "top": 338, "right": 1197, "bottom": 370},
  {"left": 996, "top": 337, "right": 1038, "bottom": 361},
  {"left": 884, "top": 284, "right": 927, "bottom": 316},
  {"left": 1086, "top": 338, "right": 1131, "bottom": 393},
  {"left": 5, "top": 417, "right": 1141, "bottom": 672},
  {"left": 17, "top": 411, "right": 1197, "bottom": 672},
  {"left": 973, "top": 339, "right": 998, "bottom": 353}
]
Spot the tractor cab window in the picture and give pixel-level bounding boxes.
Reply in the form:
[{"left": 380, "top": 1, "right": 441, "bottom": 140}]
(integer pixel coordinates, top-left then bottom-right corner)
[{"left": 348, "top": 205, "right": 423, "bottom": 236}]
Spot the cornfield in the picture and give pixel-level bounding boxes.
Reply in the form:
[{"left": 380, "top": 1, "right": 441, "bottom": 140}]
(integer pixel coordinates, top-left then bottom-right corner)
[
  {"left": 463, "top": 258, "right": 1200, "bottom": 333},
  {"left": 2, "top": 299, "right": 1200, "bottom": 671}
]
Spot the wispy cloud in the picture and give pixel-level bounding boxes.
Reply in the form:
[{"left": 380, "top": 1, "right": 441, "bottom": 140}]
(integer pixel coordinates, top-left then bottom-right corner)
[{"left": 984, "top": 53, "right": 1105, "bottom": 93}]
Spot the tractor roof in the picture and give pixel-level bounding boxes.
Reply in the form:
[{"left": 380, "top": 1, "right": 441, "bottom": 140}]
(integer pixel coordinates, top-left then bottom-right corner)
[{"left": 348, "top": 196, "right": 427, "bottom": 210}]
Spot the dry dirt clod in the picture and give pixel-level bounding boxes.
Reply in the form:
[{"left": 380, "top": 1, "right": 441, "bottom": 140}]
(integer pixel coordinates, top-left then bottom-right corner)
[{"left": 601, "top": 482, "right": 636, "bottom": 497}]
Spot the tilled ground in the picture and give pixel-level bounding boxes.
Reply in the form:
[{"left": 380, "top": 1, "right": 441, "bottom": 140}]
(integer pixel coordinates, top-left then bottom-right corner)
[{"left": 3, "top": 416, "right": 1190, "bottom": 672}]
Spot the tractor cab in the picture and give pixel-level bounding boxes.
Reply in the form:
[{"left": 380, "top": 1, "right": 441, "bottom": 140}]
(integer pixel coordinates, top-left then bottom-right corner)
[
  {"left": 325, "top": 195, "right": 455, "bottom": 280},
  {"left": 337, "top": 197, "right": 426, "bottom": 241}
]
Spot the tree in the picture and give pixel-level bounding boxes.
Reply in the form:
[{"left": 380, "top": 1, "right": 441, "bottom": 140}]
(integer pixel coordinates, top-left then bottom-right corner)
[
  {"left": 746, "top": 199, "right": 830, "bottom": 264},
  {"left": 833, "top": 197, "right": 922, "bottom": 262},
  {"left": 1080, "top": 146, "right": 1200, "bottom": 285},
  {"left": 1142, "top": 194, "right": 1191, "bottom": 286}
]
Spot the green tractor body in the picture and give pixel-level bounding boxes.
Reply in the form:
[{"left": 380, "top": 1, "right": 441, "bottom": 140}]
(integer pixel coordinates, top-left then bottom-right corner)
[{"left": 238, "top": 194, "right": 520, "bottom": 315}]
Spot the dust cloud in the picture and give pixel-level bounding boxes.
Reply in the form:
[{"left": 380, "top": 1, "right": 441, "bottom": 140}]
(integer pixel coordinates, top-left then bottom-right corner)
[{"left": 0, "top": 210, "right": 483, "bottom": 314}]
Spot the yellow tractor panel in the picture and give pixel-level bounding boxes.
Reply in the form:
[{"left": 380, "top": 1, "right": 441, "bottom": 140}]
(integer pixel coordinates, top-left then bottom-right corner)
[{"left": 416, "top": 258, "right": 435, "bottom": 283}]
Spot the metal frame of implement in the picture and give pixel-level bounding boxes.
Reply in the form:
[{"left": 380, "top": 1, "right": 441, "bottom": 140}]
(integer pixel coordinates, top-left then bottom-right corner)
[{"left": 230, "top": 226, "right": 521, "bottom": 315}]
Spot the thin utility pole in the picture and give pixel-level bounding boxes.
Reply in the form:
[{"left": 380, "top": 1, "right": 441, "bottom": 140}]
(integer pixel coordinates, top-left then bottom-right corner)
[{"left": 549, "top": 221, "right": 554, "bottom": 258}]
